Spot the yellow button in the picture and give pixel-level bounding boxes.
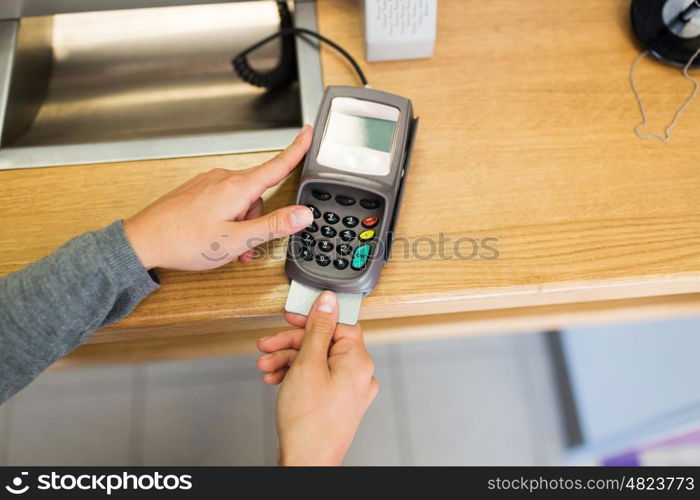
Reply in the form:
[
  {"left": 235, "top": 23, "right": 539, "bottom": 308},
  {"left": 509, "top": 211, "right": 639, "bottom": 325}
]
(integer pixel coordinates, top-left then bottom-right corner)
[{"left": 359, "top": 229, "right": 375, "bottom": 241}]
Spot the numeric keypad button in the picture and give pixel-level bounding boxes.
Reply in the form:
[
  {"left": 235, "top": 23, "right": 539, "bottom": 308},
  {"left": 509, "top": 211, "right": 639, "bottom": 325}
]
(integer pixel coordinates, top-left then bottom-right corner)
[
  {"left": 300, "top": 247, "right": 313, "bottom": 261},
  {"left": 337, "top": 243, "right": 353, "bottom": 256},
  {"left": 323, "top": 212, "right": 340, "bottom": 224},
  {"left": 342, "top": 216, "right": 359, "bottom": 228},
  {"left": 339, "top": 230, "right": 356, "bottom": 242},
  {"left": 299, "top": 232, "right": 315, "bottom": 246},
  {"left": 315, "top": 254, "right": 331, "bottom": 266},
  {"left": 333, "top": 258, "right": 349, "bottom": 270},
  {"left": 307, "top": 205, "right": 321, "bottom": 219},
  {"left": 318, "top": 240, "right": 333, "bottom": 253},
  {"left": 320, "top": 225, "right": 337, "bottom": 238}
]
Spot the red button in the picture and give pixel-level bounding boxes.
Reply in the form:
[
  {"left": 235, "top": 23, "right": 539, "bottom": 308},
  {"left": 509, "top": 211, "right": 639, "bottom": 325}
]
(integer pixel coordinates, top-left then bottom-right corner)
[{"left": 362, "top": 216, "right": 378, "bottom": 228}]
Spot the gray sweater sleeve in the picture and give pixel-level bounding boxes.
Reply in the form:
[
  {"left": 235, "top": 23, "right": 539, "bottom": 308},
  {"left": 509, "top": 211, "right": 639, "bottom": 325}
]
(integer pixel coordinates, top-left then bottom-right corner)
[{"left": 0, "top": 220, "right": 160, "bottom": 403}]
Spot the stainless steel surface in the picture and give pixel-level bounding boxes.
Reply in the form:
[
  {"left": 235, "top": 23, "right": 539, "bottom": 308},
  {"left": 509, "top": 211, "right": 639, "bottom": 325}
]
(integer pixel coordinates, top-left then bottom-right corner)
[
  {"left": 0, "top": 22, "right": 18, "bottom": 143},
  {"left": 2, "top": 15, "right": 51, "bottom": 147},
  {"left": 0, "top": 0, "right": 257, "bottom": 20},
  {"left": 0, "top": 0, "right": 323, "bottom": 170},
  {"left": 294, "top": 0, "right": 323, "bottom": 126}
]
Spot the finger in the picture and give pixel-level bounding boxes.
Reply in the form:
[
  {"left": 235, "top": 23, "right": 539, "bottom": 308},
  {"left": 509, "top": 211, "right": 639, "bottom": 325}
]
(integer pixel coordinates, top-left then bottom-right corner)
[
  {"left": 328, "top": 323, "right": 367, "bottom": 358},
  {"left": 244, "top": 198, "right": 263, "bottom": 221},
  {"left": 256, "top": 349, "right": 298, "bottom": 373},
  {"left": 230, "top": 205, "right": 313, "bottom": 251},
  {"left": 332, "top": 322, "right": 365, "bottom": 344},
  {"left": 296, "top": 291, "right": 338, "bottom": 368},
  {"left": 233, "top": 197, "right": 262, "bottom": 222},
  {"left": 258, "top": 329, "right": 305, "bottom": 353},
  {"left": 369, "top": 376, "right": 380, "bottom": 401},
  {"left": 284, "top": 312, "right": 308, "bottom": 328},
  {"left": 169, "top": 171, "right": 207, "bottom": 195},
  {"left": 328, "top": 323, "right": 374, "bottom": 378},
  {"left": 238, "top": 249, "right": 255, "bottom": 263},
  {"left": 262, "top": 367, "right": 289, "bottom": 385},
  {"left": 245, "top": 125, "right": 312, "bottom": 198}
]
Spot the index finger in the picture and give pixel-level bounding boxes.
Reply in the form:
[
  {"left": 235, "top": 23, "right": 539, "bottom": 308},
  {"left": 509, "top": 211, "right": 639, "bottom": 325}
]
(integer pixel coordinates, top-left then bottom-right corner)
[
  {"left": 284, "top": 311, "right": 308, "bottom": 328},
  {"left": 332, "top": 322, "right": 365, "bottom": 345},
  {"left": 245, "top": 125, "right": 312, "bottom": 196},
  {"left": 286, "top": 313, "right": 364, "bottom": 342}
]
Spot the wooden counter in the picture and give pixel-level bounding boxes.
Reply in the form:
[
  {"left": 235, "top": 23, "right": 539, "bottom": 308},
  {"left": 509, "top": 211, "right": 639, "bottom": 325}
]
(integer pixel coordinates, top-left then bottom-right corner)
[{"left": 2, "top": 0, "right": 700, "bottom": 364}]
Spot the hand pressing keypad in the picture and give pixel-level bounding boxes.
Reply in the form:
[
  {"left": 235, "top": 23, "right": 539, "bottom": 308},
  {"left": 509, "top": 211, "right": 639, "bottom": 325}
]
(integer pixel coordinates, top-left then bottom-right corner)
[{"left": 291, "top": 186, "right": 383, "bottom": 277}]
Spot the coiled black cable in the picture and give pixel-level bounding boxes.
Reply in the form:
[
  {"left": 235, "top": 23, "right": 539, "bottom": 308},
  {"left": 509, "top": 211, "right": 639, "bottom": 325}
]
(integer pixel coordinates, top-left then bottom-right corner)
[
  {"left": 231, "top": 1, "right": 297, "bottom": 90},
  {"left": 232, "top": 23, "right": 369, "bottom": 89}
]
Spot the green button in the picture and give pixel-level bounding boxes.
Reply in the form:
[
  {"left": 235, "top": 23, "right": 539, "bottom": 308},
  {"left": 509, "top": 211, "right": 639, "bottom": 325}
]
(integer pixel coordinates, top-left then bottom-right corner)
[{"left": 351, "top": 244, "right": 372, "bottom": 270}]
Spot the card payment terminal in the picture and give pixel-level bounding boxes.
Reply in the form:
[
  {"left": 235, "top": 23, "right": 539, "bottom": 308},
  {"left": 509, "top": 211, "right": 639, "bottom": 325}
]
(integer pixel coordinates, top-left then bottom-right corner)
[{"left": 285, "top": 86, "right": 418, "bottom": 324}]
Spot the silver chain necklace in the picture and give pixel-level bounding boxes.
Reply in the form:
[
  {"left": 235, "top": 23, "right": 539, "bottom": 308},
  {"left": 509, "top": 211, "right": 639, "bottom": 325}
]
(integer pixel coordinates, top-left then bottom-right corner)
[{"left": 629, "top": 47, "right": 700, "bottom": 142}]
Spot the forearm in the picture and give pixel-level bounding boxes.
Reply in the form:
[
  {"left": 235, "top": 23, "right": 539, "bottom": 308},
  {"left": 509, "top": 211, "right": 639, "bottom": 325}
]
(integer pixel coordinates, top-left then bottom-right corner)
[{"left": 0, "top": 220, "right": 159, "bottom": 403}]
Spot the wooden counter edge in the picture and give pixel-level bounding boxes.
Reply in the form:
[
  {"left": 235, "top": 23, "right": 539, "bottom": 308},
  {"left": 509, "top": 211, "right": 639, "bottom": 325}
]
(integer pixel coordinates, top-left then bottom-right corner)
[
  {"left": 57, "top": 292, "right": 700, "bottom": 368},
  {"left": 93, "top": 271, "right": 700, "bottom": 336}
]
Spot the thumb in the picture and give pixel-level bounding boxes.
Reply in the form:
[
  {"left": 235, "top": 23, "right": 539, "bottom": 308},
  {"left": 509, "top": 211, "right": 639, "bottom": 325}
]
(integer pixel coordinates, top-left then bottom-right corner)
[
  {"left": 232, "top": 205, "right": 313, "bottom": 251},
  {"left": 296, "top": 291, "right": 339, "bottom": 369}
]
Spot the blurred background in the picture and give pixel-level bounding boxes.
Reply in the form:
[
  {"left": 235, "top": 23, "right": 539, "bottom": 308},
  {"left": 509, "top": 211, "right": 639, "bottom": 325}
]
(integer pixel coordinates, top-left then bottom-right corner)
[{"left": 2, "top": 316, "right": 699, "bottom": 466}]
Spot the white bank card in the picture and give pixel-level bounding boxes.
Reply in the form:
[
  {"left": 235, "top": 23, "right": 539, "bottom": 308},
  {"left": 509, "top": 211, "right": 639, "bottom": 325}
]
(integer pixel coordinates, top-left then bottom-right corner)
[{"left": 284, "top": 280, "right": 363, "bottom": 325}]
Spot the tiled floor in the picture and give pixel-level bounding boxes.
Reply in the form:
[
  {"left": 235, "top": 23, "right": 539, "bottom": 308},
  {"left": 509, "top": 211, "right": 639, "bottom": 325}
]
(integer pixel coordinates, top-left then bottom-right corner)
[{"left": 0, "top": 333, "right": 566, "bottom": 466}]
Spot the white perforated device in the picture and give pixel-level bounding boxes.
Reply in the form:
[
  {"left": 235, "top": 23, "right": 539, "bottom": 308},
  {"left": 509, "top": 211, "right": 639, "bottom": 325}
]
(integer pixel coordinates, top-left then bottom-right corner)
[{"left": 362, "top": 0, "right": 437, "bottom": 62}]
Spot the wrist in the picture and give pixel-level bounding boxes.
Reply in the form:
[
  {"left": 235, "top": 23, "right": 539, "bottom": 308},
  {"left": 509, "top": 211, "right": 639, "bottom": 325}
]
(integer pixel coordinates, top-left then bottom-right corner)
[
  {"left": 123, "top": 217, "right": 159, "bottom": 270},
  {"left": 277, "top": 442, "right": 345, "bottom": 466}
]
